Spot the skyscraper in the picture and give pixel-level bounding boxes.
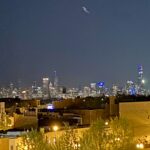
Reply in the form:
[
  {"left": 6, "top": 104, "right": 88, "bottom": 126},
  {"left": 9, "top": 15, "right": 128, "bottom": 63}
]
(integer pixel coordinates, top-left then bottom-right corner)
[
  {"left": 54, "top": 71, "right": 58, "bottom": 88},
  {"left": 125, "top": 80, "right": 136, "bottom": 95},
  {"left": 32, "top": 81, "right": 38, "bottom": 98},
  {"left": 42, "top": 77, "right": 50, "bottom": 99},
  {"left": 138, "top": 65, "right": 144, "bottom": 85},
  {"left": 137, "top": 65, "right": 145, "bottom": 95}
]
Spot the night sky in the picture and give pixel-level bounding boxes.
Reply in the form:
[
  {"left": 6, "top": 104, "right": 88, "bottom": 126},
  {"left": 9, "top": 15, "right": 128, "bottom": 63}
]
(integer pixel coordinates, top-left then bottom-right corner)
[{"left": 1, "top": 0, "right": 150, "bottom": 88}]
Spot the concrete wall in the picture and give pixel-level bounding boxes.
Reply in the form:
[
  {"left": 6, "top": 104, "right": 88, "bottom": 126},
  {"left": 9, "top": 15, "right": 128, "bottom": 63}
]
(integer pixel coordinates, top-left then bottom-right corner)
[
  {"left": 53, "top": 99, "right": 74, "bottom": 109},
  {"left": 14, "top": 114, "right": 38, "bottom": 129},
  {"left": 109, "top": 96, "right": 119, "bottom": 117},
  {"left": 119, "top": 101, "right": 150, "bottom": 136},
  {"left": 0, "top": 102, "right": 5, "bottom": 113},
  {"left": 19, "top": 99, "right": 40, "bottom": 107},
  {"left": 0, "top": 137, "right": 21, "bottom": 150},
  {"left": 9, "top": 138, "right": 17, "bottom": 150},
  {"left": 0, "top": 138, "right": 9, "bottom": 150},
  {"left": 72, "top": 109, "right": 104, "bottom": 125}
]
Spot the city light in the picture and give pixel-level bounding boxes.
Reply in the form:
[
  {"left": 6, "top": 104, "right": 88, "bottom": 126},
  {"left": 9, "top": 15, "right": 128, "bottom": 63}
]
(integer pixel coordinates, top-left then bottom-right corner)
[
  {"left": 0, "top": 65, "right": 148, "bottom": 99},
  {"left": 136, "top": 143, "right": 144, "bottom": 149},
  {"left": 53, "top": 125, "right": 58, "bottom": 132},
  {"left": 105, "top": 121, "right": 108, "bottom": 126},
  {"left": 97, "top": 82, "right": 105, "bottom": 88},
  {"left": 1, "top": 0, "right": 150, "bottom": 148},
  {"left": 115, "top": 137, "right": 120, "bottom": 141},
  {"left": 47, "top": 104, "right": 54, "bottom": 110},
  {"left": 142, "top": 79, "right": 145, "bottom": 84}
]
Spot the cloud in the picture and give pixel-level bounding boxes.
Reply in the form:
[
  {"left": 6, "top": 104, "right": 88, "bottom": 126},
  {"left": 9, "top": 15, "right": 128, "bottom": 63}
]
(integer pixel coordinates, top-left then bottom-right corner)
[{"left": 82, "top": 6, "right": 90, "bottom": 14}]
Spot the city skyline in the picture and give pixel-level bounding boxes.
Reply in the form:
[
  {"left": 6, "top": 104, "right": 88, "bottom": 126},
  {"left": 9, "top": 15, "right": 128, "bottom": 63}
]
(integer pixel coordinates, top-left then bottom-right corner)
[
  {"left": 0, "top": 65, "right": 148, "bottom": 91},
  {"left": 1, "top": 0, "right": 150, "bottom": 88}
]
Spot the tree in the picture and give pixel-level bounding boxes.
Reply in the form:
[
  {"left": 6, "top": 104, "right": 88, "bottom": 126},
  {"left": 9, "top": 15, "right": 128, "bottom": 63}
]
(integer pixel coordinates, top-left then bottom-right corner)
[
  {"left": 46, "top": 126, "right": 79, "bottom": 150},
  {"left": 80, "top": 117, "right": 136, "bottom": 150},
  {"left": 0, "top": 112, "right": 12, "bottom": 130},
  {"left": 17, "top": 117, "right": 136, "bottom": 150},
  {"left": 17, "top": 129, "right": 50, "bottom": 150}
]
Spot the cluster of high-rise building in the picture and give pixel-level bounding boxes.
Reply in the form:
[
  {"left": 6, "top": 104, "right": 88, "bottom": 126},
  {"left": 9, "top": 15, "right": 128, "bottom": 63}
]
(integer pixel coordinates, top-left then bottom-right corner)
[
  {"left": 0, "top": 65, "right": 148, "bottom": 99},
  {"left": 124, "top": 65, "right": 146, "bottom": 95}
]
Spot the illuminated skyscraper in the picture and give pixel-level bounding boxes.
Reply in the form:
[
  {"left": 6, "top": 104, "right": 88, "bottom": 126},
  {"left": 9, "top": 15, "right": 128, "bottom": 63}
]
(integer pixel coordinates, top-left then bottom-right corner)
[
  {"left": 125, "top": 81, "right": 136, "bottom": 95},
  {"left": 49, "top": 81, "right": 55, "bottom": 98},
  {"left": 90, "top": 83, "right": 97, "bottom": 97},
  {"left": 42, "top": 77, "right": 50, "bottom": 99},
  {"left": 53, "top": 71, "right": 59, "bottom": 97},
  {"left": 111, "top": 85, "right": 119, "bottom": 96},
  {"left": 90, "top": 83, "right": 96, "bottom": 90},
  {"left": 32, "top": 81, "right": 38, "bottom": 98},
  {"left": 83, "top": 86, "right": 91, "bottom": 97},
  {"left": 137, "top": 65, "right": 145, "bottom": 95},
  {"left": 54, "top": 71, "right": 58, "bottom": 88},
  {"left": 97, "top": 81, "right": 105, "bottom": 95},
  {"left": 138, "top": 65, "right": 144, "bottom": 85}
]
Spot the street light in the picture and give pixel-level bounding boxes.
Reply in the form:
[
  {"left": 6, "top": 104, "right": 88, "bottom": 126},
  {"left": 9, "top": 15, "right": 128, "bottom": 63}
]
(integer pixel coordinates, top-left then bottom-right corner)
[
  {"left": 136, "top": 143, "right": 144, "bottom": 149},
  {"left": 53, "top": 125, "right": 58, "bottom": 132},
  {"left": 105, "top": 121, "right": 108, "bottom": 126},
  {"left": 52, "top": 125, "right": 59, "bottom": 143}
]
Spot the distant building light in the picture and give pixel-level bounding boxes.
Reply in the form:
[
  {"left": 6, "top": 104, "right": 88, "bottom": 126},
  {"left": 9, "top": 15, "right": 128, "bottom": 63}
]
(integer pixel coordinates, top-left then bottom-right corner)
[
  {"left": 97, "top": 82, "right": 105, "bottom": 88},
  {"left": 22, "top": 91, "right": 26, "bottom": 94},
  {"left": 47, "top": 104, "right": 54, "bottom": 110},
  {"left": 142, "top": 79, "right": 145, "bottom": 84},
  {"left": 43, "top": 78, "right": 49, "bottom": 81},
  {"left": 136, "top": 143, "right": 144, "bottom": 149},
  {"left": 127, "top": 80, "right": 134, "bottom": 84}
]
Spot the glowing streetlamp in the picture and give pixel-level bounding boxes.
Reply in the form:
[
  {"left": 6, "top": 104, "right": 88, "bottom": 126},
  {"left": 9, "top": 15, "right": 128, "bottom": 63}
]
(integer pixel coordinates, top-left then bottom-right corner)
[
  {"left": 105, "top": 121, "right": 108, "bottom": 126},
  {"left": 136, "top": 143, "right": 144, "bottom": 149},
  {"left": 53, "top": 125, "right": 58, "bottom": 132},
  {"left": 53, "top": 125, "right": 59, "bottom": 143}
]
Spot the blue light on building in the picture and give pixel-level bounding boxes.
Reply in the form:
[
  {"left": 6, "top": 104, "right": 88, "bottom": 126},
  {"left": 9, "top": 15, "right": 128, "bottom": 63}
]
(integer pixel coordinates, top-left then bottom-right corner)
[
  {"left": 97, "top": 82, "right": 105, "bottom": 88},
  {"left": 47, "top": 104, "right": 54, "bottom": 110},
  {"left": 129, "top": 88, "right": 136, "bottom": 95}
]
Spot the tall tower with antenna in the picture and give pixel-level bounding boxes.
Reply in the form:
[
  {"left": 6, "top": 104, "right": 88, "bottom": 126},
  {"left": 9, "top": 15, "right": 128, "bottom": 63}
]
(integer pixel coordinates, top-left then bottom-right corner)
[
  {"left": 53, "top": 71, "right": 59, "bottom": 97},
  {"left": 138, "top": 65, "right": 143, "bottom": 85},
  {"left": 137, "top": 65, "right": 145, "bottom": 95},
  {"left": 54, "top": 71, "right": 58, "bottom": 88}
]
